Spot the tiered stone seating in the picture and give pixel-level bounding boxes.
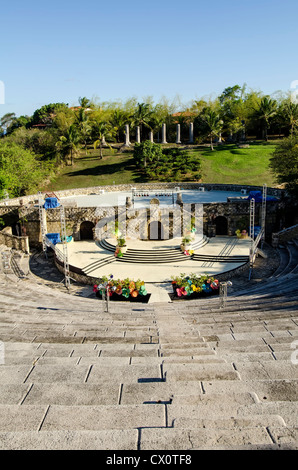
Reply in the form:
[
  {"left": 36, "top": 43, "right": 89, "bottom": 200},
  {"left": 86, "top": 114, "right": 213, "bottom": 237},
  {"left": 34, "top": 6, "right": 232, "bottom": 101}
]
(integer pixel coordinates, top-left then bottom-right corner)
[{"left": 0, "top": 243, "right": 297, "bottom": 450}]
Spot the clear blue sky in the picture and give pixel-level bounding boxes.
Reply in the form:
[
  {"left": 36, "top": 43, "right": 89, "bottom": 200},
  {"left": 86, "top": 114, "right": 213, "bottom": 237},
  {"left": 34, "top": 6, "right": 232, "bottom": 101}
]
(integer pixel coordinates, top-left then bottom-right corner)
[{"left": 1, "top": 0, "right": 298, "bottom": 117}]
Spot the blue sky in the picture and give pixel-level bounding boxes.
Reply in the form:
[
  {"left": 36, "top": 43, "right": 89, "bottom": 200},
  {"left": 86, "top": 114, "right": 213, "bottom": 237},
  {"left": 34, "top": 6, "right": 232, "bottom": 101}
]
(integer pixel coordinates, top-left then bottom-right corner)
[{"left": 1, "top": 0, "right": 298, "bottom": 117}]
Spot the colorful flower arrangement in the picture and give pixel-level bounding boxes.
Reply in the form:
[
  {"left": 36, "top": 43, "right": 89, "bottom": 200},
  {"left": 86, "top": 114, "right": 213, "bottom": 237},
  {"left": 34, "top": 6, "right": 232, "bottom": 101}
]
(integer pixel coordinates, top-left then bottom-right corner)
[
  {"left": 93, "top": 274, "right": 147, "bottom": 300},
  {"left": 171, "top": 272, "right": 219, "bottom": 298},
  {"left": 114, "top": 247, "right": 124, "bottom": 258},
  {"left": 115, "top": 236, "right": 127, "bottom": 258}
]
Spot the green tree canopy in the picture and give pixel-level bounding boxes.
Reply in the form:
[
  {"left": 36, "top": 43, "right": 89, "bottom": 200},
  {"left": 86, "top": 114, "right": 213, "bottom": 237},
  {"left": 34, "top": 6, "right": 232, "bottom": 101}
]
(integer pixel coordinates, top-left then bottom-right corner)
[
  {"left": 269, "top": 133, "right": 298, "bottom": 197},
  {"left": 31, "top": 103, "right": 69, "bottom": 126},
  {"left": 0, "top": 141, "right": 48, "bottom": 197}
]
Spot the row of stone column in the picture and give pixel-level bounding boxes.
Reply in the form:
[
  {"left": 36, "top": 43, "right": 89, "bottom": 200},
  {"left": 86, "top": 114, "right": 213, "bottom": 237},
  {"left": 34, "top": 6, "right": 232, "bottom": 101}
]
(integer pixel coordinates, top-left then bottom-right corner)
[{"left": 124, "top": 123, "right": 194, "bottom": 146}]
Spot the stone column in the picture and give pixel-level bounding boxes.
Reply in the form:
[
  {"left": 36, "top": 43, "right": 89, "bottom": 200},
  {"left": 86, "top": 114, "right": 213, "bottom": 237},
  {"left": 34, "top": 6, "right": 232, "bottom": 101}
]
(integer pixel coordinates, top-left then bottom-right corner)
[
  {"left": 189, "top": 122, "right": 194, "bottom": 143},
  {"left": 149, "top": 130, "right": 154, "bottom": 143},
  {"left": 136, "top": 126, "right": 141, "bottom": 143},
  {"left": 161, "top": 123, "right": 167, "bottom": 144},
  {"left": 176, "top": 124, "right": 181, "bottom": 144},
  {"left": 124, "top": 124, "right": 131, "bottom": 147}
]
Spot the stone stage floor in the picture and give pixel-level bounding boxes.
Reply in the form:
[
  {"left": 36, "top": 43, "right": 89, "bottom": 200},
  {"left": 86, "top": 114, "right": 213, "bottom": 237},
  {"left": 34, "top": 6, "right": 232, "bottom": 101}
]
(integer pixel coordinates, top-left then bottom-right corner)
[{"left": 61, "top": 236, "right": 251, "bottom": 303}]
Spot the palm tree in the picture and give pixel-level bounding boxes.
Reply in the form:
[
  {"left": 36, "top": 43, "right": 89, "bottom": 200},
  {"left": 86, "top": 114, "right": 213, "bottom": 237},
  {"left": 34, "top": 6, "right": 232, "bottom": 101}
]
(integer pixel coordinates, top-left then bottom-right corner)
[
  {"left": 255, "top": 96, "right": 277, "bottom": 141},
  {"left": 281, "top": 101, "right": 298, "bottom": 135},
  {"left": 56, "top": 124, "right": 80, "bottom": 165},
  {"left": 78, "top": 96, "right": 91, "bottom": 109},
  {"left": 131, "top": 103, "right": 153, "bottom": 141},
  {"left": 75, "top": 108, "right": 92, "bottom": 152},
  {"left": 202, "top": 110, "right": 223, "bottom": 150},
  {"left": 110, "top": 109, "right": 128, "bottom": 143},
  {"left": 93, "top": 122, "right": 114, "bottom": 158}
]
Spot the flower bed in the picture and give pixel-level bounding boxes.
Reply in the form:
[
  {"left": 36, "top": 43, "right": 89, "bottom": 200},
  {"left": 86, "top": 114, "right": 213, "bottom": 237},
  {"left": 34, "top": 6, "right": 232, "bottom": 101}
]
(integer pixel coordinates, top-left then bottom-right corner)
[
  {"left": 170, "top": 273, "right": 219, "bottom": 300},
  {"left": 93, "top": 275, "right": 150, "bottom": 303}
]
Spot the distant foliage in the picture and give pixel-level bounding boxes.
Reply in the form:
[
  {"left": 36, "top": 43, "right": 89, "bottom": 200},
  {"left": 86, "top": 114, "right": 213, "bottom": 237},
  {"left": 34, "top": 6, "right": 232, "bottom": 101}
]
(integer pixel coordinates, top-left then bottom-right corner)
[
  {"left": 270, "top": 133, "right": 298, "bottom": 197},
  {"left": 0, "top": 141, "right": 50, "bottom": 197}
]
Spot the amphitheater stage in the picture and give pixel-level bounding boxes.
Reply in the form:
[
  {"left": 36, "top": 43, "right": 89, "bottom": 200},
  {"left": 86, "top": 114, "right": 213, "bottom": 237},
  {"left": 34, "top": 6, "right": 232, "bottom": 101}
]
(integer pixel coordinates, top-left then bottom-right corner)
[{"left": 61, "top": 236, "right": 251, "bottom": 303}]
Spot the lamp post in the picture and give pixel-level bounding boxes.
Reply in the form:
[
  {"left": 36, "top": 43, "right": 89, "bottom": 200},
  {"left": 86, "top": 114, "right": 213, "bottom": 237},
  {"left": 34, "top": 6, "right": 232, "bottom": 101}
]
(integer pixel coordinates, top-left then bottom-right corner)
[{"left": 219, "top": 281, "right": 232, "bottom": 308}]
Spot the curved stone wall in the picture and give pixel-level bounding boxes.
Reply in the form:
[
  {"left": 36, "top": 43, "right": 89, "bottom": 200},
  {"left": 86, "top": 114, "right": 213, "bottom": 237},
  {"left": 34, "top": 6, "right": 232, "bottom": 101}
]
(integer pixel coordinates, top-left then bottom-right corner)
[{"left": 0, "top": 183, "right": 284, "bottom": 247}]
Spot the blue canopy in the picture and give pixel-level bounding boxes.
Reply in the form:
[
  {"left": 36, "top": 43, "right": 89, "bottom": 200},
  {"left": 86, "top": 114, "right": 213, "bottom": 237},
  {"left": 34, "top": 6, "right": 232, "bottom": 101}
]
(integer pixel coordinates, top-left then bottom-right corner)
[
  {"left": 46, "top": 233, "right": 61, "bottom": 245},
  {"left": 247, "top": 191, "right": 278, "bottom": 202},
  {"left": 43, "top": 197, "right": 60, "bottom": 209}
]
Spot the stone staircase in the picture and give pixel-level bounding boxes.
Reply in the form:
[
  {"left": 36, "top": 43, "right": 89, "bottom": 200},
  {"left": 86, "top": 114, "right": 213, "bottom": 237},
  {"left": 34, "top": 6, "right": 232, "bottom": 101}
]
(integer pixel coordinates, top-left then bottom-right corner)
[
  {"left": 98, "top": 236, "right": 209, "bottom": 264},
  {"left": 0, "top": 243, "right": 297, "bottom": 450}
]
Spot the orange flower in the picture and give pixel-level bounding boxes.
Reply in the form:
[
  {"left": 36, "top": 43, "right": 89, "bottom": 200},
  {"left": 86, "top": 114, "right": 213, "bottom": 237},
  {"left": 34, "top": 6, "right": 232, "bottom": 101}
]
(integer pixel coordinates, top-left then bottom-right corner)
[
  {"left": 129, "top": 281, "right": 135, "bottom": 292},
  {"left": 131, "top": 290, "right": 139, "bottom": 297}
]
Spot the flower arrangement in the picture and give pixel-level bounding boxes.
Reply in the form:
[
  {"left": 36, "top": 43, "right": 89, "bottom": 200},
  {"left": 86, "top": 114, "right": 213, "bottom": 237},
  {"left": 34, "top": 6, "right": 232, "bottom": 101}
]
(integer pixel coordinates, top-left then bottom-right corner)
[
  {"left": 235, "top": 229, "right": 248, "bottom": 239},
  {"left": 115, "top": 235, "right": 127, "bottom": 257},
  {"left": 171, "top": 272, "right": 219, "bottom": 298},
  {"left": 117, "top": 236, "right": 126, "bottom": 247},
  {"left": 93, "top": 274, "right": 148, "bottom": 300}
]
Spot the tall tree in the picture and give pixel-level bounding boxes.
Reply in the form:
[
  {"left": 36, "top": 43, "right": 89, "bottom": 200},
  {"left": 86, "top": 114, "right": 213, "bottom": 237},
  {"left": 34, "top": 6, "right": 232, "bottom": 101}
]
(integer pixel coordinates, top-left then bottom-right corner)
[
  {"left": 93, "top": 122, "right": 114, "bottom": 158},
  {"left": 280, "top": 100, "right": 298, "bottom": 135},
  {"left": 78, "top": 96, "right": 91, "bottom": 109},
  {"left": 131, "top": 103, "right": 153, "bottom": 140},
  {"left": 110, "top": 109, "right": 128, "bottom": 143},
  {"left": 56, "top": 124, "right": 80, "bottom": 165},
  {"left": 254, "top": 96, "right": 277, "bottom": 140},
  {"left": 270, "top": 133, "right": 298, "bottom": 197},
  {"left": 201, "top": 109, "right": 223, "bottom": 150},
  {"left": 31, "top": 103, "right": 69, "bottom": 127},
  {"left": 0, "top": 141, "right": 47, "bottom": 197}
]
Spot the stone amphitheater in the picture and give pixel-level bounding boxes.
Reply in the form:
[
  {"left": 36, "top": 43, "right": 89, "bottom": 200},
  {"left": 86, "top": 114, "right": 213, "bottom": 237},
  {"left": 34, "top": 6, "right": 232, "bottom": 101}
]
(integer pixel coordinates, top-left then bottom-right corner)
[{"left": 0, "top": 234, "right": 297, "bottom": 451}]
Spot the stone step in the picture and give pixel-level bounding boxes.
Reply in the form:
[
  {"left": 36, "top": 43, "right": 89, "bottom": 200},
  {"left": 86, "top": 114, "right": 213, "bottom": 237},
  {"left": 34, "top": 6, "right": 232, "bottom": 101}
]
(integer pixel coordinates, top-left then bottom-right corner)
[
  {"left": 202, "top": 379, "right": 298, "bottom": 402},
  {"left": 173, "top": 414, "right": 286, "bottom": 429},
  {"left": 0, "top": 426, "right": 296, "bottom": 450},
  {"left": 0, "top": 404, "right": 166, "bottom": 432},
  {"left": 138, "top": 426, "right": 297, "bottom": 450},
  {"left": 0, "top": 429, "right": 138, "bottom": 450},
  {"left": 163, "top": 363, "right": 240, "bottom": 381},
  {"left": 2, "top": 379, "right": 295, "bottom": 410},
  {"left": 233, "top": 360, "right": 298, "bottom": 381}
]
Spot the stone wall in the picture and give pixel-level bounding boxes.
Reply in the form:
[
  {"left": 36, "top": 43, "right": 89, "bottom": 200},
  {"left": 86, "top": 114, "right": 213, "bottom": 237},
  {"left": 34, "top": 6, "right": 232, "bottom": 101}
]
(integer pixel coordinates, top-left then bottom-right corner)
[
  {"left": 272, "top": 224, "right": 298, "bottom": 247},
  {"left": 0, "top": 184, "right": 285, "bottom": 249},
  {"left": 0, "top": 182, "right": 284, "bottom": 208},
  {"left": 0, "top": 228, "right": 30, "bottom": 253}
]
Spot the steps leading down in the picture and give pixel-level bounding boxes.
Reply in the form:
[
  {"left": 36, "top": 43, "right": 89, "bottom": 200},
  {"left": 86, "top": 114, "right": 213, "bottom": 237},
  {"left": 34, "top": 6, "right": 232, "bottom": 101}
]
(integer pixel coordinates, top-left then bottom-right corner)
[
  {"left": 0, "top": 262, "right": 297, "bottom": 450},
  {"left": 97, "top": 237, "right": 210, "bottom": 264}
]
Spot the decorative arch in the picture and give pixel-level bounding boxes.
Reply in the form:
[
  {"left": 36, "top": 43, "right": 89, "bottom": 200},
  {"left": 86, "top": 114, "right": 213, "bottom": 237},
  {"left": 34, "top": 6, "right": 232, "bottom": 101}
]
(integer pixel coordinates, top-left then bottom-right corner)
[
  {"left": 79, "top": 221, "right": 95, "bottom": 240},
  {"left": 214, "top": 216, "right": 228, "bottom": 235},
  {"left": 148, "top": 220, "right": 165, "bottom": 240}
]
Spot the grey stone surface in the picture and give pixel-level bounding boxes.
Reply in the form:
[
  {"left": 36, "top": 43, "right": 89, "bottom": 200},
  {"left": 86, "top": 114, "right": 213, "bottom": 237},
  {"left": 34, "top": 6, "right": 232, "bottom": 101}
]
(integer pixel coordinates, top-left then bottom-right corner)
[
  {"left": 0, "top": 430, "right": 138, "bottom": 450},
  {"left": 0, "top": 253, "right": 297, "bottom": 449},
  {"left": 41, "top": 404, "right": 165, "bottom": 431}
]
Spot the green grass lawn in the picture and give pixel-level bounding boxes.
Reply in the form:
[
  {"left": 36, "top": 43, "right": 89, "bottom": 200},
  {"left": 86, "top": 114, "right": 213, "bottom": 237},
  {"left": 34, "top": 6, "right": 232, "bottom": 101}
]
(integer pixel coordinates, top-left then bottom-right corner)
[
  {"left": 194, "top": 141, "right": 277, "bottom": 186},
  {"left": 45, "top": 149, "right": 146, "bottom": 191},
  {"left": 44, "top": 141, "right": 278, "bottom": 192}
]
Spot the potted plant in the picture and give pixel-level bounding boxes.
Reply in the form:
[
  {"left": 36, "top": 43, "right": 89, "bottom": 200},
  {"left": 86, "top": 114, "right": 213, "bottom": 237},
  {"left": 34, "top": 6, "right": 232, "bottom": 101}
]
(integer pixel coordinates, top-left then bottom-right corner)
[
  {"left": 116, "top": 236, "right": 127, "bottom": 253},
  {"left": 180, "top": 236, "right": 192, "bottom": 252},
  {"left": 235, "top": 229, "right": 248, "bottom": 239}
]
